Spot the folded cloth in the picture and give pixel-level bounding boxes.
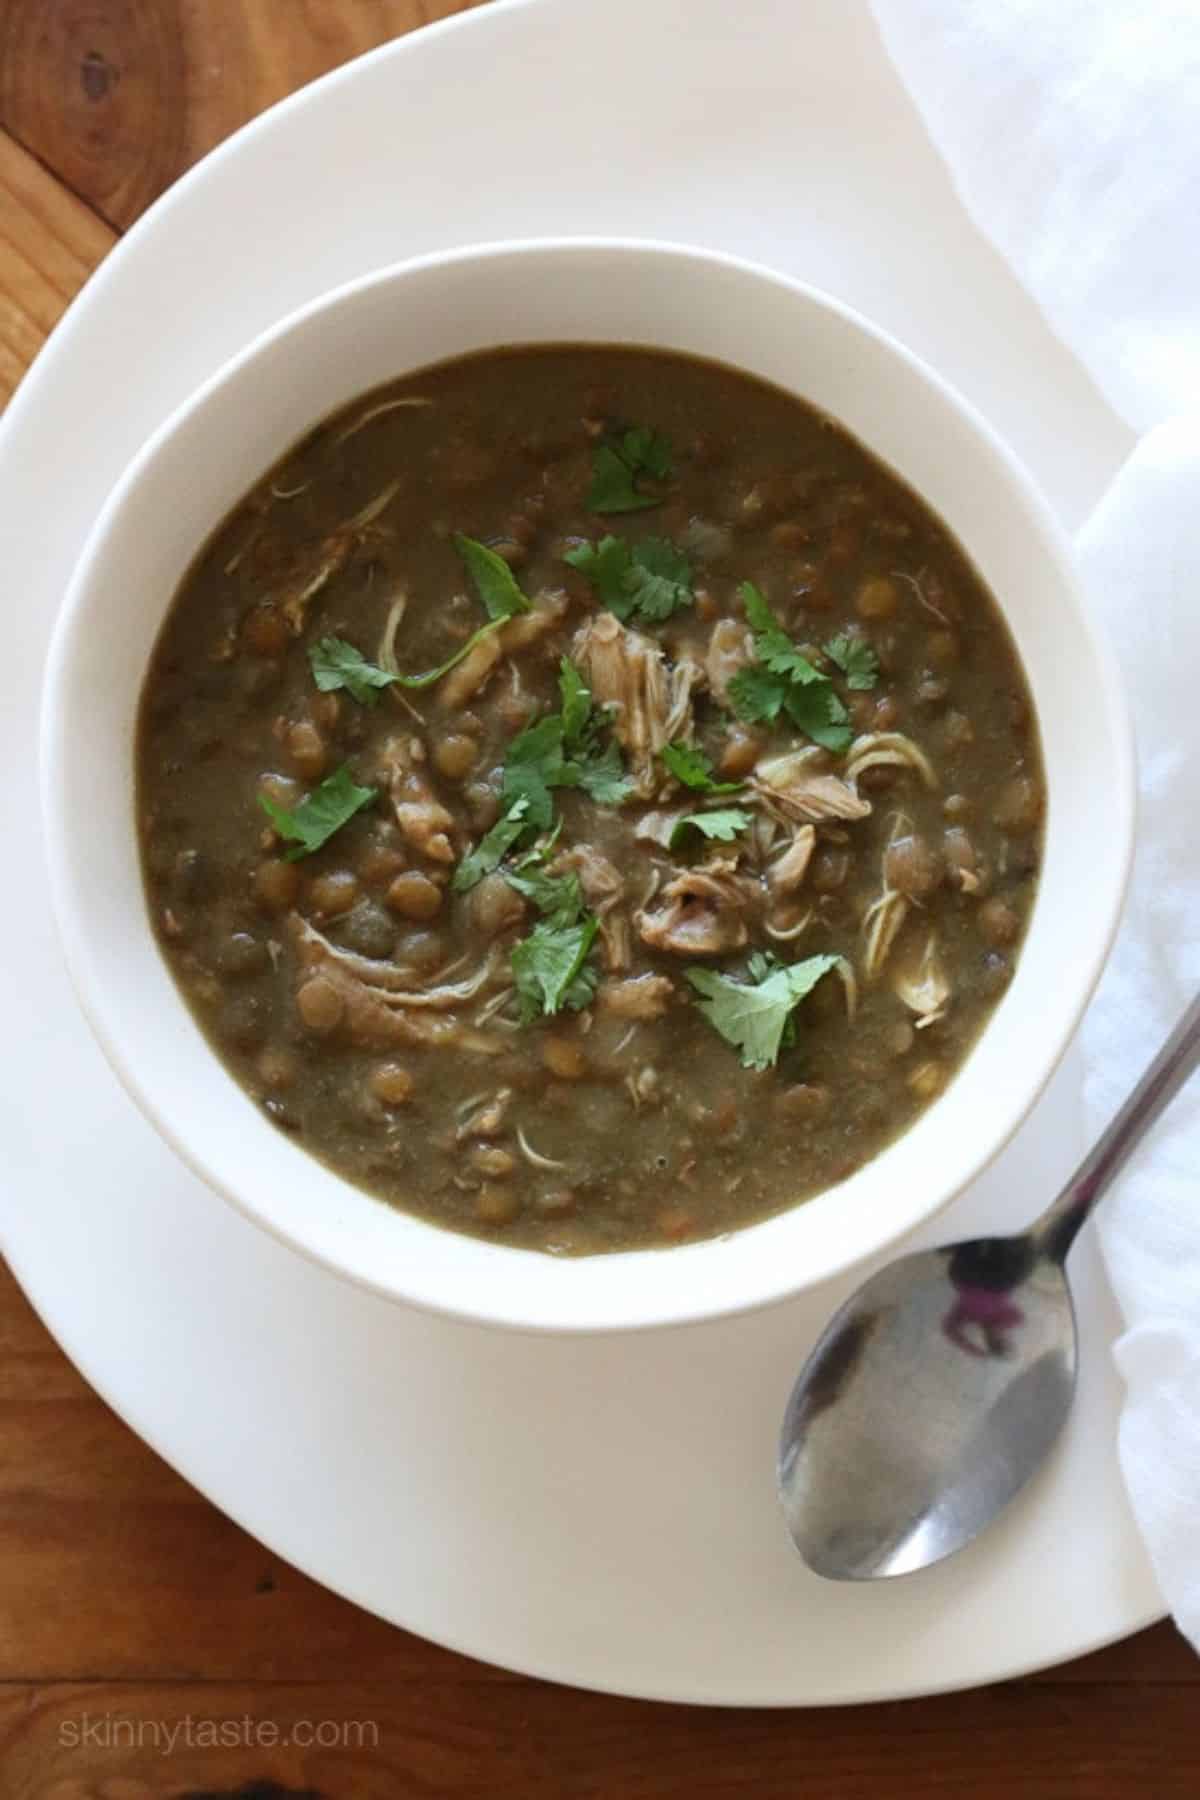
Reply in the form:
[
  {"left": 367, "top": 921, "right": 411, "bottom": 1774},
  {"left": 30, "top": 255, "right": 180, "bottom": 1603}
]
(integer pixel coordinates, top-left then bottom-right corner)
[{"left": 871, "top": 0, "right": 1200, "bottom": 1644}]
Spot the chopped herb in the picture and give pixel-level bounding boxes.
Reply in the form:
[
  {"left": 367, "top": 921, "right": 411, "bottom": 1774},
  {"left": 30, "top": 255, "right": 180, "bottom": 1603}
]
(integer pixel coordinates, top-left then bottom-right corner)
[
  {"left": 783, "top": 681, "right": 853, "bottom": 752},
  {"left": 687, "top": 953, "right": 841, "bottom": 1070},
  {"left": 727, "top": 581, "right": 853, "bottom": 752},
  {"left": 726, "top": 663, "right": 789, "bottom": 724},
  {"left": 661, "top": 740, "right": 743, "bottom": 794},
  {"left": 257, "top": 764, "right": 375, "bottom": 860},
  {"left": 669, "top": 807, "right": 753, "bottom": 850},
  {"left": 740, "top": 582, "right": 825, "bottom": 684},
  {"left": 824, "top": 633, "right": 880, "bottom": 690},
  {"left": 586, "top": 427, "right": 673, "bottom": 513},
  {"left": 381, "top": 618, "right": 507, "bottom": 690},
  {"left": 574, "top": 738, "right": 634, "bottom": 805},
  {"left": 307, "top": 636, "right": 398, "bottom": 705},
  {"left": 453, "top": 533, "right": 532, "bottom": 620},
  {"left": 500, "top": 664, "right": 635, "bottom": 824},
  {"left": 452, "top": 796, "right": 531, "bottom": 894},
  {"left": 565, "top": 534, "right": 693, "bottom": 623},
  {"left": 501, "top": 715, "right": 573, "bottom": 829},
  {"left": 512, "top": 918, "right": 600, "bottom": 1021},
  {"left": 558, "top": 657, "right": 592, "bottom": 744},
  {"left": 380, "top": 535, "right": 530, "bottom": 689},
  {"left": 503, "top": 866, "right": 585, "bottom": 930}
]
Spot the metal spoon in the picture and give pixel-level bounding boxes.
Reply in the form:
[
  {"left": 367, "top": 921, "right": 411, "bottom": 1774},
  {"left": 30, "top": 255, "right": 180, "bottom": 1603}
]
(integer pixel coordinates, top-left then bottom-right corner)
[{"left": 778, "top": 992, "right": 1200, "bottom": 1581}]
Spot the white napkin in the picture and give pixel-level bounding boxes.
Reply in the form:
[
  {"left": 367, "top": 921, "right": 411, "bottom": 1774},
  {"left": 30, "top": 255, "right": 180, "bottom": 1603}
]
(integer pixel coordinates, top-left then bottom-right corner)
[{"left": 871, "top": 0, "right": 1200, "bottom": 1643}]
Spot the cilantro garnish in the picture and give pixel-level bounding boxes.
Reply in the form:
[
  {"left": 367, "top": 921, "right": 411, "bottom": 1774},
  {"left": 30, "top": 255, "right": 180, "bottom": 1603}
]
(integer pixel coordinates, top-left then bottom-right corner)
[
  {"left": 558, "top": 656, "right": 591, "bottom": 743},
  {"left": 451, "top": 796, "right": 531, "bottom": 894},
  {"left": 257, "top": 764, "right": 376, "bottom": 860},
  {"left": 307, "top": 636, "right": 398, "bottom": 705},
  {"left": 565, "top": 535, "right": 693, "bottom": 624},
  {"left": 452, "top": 533, "right": 532, "bottom": 620},
  {"left": 499, "top": 659, "right": 635, "bottom": 825},
  {"left": 501, "top": 715, "right": 573, "bottom": 829},
  {"left": 824, "top": 633, "right": 880, "bottom": 691},
  {"left": 727, "top": 582, "right": 853, "bottom": 752},
  {"left": 668, "top": 807, "right": 752, "bottom": 851},
  {"left": 686, "top": 953, "right": 841, "bottom": 1070},
  {"left": 512, "top": 918, "right": 600, "bottom": 1022},
  {"left": 586, "top": 427, "right": 673, "bottom": 513},
  {"left": 373, "top": 534, "right": 532, "bottom": 690},
  {"left": 453, "top": 661, "right": 633, "bottom": 888},
  {"left": 660, "top": 741, "right": 743, "bottom": 794},
  {"left": 503, "top": 866, "right": 585, "bottom": 930}
]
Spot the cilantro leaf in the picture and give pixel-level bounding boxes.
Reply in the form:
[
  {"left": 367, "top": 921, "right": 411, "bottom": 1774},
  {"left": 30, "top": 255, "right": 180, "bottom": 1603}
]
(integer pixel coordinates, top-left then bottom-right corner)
[
  {"left": 562, "top": 963, "right": 600, "bottom": 1013},
  {"left": 824, "top": 633, "right": 880, "bottom": 690},
  {"left": 624, "top": 537, "right": 693, "bottom": 621},
  {"left": 740, "top": 582, "right": 824, "bottom": 684},
  {"left": 686, "top": 954, "right": 841, "bottom": 1070},
  {"left": 727, "top": 664, "right": 789, "bottom": 724},
  {"left": 453, "top": 533, "right": 532, "bottom": 620},
  {"left": 784, "top": 683, "right": 853, "bottom": 753},
  {"left": 574, "top": 738, "right": 635, "bottom": 806},
  {"left": 452, "top": 797, "right": 531, "bottom": 894},
  {"left": 258, "top": 764, "right": 375, "bottom": 860},
  {"left": 307, "top": 636, "right": 397, "bottom": 705},
  {"left": 661, "top": 741, "right": 743, "bottom": 794},
  {"left": 669, "top": 807, "right": 752, "bottom": 850},
  {"left": 726, "top": 582, "right": 853, "bottom": 750},
  {"left": 512, "top": 918, "right": 600, "bottom": 1021},
  {"left": 558, "top": 657, "right": 592, "bottom": 745},
  {"left": 623, "top": 426, "right": 672, "bottom": 479},
  {"left": 501, "top": 681, "right": 633, "bottom": 823},
  {"left": 586, "top": 427, "right": 673, "bottom": 513},
  {"left": 503, "top": 866, "right": 585, "bottom": 930},
  {"left": 564, "top": 536, "right": 633, "bottom": 613},
  {"left": 565, "top": 535, "right": 693, "bottom": 624},
  {"left": 501, "top": 716, "right": 574, "bottom": 828},
  {"left": 380, "top": 617, "right": 507, "bottom": 690}
]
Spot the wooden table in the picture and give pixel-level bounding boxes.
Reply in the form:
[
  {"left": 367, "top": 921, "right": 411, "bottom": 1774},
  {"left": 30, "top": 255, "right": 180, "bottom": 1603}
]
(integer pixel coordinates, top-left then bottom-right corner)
[{"left": 1, "top": 4, "right": 1197, "bottom": 1792}]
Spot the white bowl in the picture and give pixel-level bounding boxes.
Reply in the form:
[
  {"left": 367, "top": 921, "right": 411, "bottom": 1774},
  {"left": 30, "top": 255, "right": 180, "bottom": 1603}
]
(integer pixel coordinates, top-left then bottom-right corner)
[{"left": 41, "top": 239, "right": 1134, "bottom": 1334}]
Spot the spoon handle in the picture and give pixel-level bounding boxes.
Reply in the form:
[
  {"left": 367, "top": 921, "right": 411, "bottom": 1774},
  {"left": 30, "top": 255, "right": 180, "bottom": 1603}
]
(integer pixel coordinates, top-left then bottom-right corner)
[{"left": 1031, "top": 991, "right": 1200, "bottom": 1262}]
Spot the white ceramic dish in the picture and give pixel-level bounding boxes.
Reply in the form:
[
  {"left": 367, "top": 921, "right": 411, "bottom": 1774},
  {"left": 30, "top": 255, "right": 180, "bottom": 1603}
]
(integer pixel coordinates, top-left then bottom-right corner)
[
  {"left": 41, "top": 237, "right": 1134, "bottom": 1335},
  {"left": 4, "top": 0, "right": 1161, "bottom": 1701}
]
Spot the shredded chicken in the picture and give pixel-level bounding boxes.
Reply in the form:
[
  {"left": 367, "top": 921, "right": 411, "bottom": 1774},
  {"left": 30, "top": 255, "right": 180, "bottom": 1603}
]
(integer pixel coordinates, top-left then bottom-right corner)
[
  {"left": 861, "top": 889, "right": 909, "bottom": 982},
  {"left": 767, "top": 824, "right": 816, "bottom": 896},
  {"left": 635, "top": 866, "right": 754, "bottom": 958},
  {"left": 845, "top": 732, "right": 937, "bottom": 791},
  {"left": 277, "top": 480, "right": 400, "bottom": 633},
  {"left": 751, "top": 748, "right": 873, "bottom": 825},
  {"left": 552, "top": 843, "right": 625, "bottom": 915},
  {"left": 289, "top": 916, "right": 503, "bottom": 1052},
  {"left": 597, "top": 973, "right": 675, "bottom": 1020},
  {"left": 598, "top": 913, "right": 632, "bottom": 974},
  {"left": 440, "top": 589, "right": 568, "bottom": 709},
  {"left": 894, "top": 934, "right": 951, "bottom": 1026},
  {"left": 456, "top": 1088, "right": 513, "bottom": 1140},
  {"left": 572, "top": 613, "right": 699, "bottom": 798},
  {"left": 375, "top": 735, "right": 457, "bottom": 864},
  {"left": 634, "top": 809, "right": 687, "bottom": 849},
  {"left": 705, "top": 617, "right": 754, "bottom": 704}
]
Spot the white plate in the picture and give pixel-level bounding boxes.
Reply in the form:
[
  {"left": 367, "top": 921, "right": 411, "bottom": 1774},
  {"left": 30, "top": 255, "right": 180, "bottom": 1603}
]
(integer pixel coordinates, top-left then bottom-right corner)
[{"left": 1, "top": 0, "right": 1160, "bottom": 1703}]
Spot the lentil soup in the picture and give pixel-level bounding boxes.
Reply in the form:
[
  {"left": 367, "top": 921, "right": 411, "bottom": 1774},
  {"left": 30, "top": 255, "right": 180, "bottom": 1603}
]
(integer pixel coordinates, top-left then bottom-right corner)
[{"left": 136, "top": 346, "right": 1044, "bottom": 1254}]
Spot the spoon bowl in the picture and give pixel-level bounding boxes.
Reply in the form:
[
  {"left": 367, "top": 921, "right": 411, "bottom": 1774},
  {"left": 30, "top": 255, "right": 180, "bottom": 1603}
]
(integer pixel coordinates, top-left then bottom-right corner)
[
  {"left": 778, "top": 990, "right": 1200, "bottom": 1580},
  {"left": 778, "top": 1236, "right": 1077, "bottom": 1580}
]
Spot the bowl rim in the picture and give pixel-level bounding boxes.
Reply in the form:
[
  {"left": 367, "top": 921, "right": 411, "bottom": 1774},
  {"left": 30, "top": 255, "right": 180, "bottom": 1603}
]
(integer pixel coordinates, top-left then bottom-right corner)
[{"left": 40, "top": 235, "right": 1136, "bottom": 1334}]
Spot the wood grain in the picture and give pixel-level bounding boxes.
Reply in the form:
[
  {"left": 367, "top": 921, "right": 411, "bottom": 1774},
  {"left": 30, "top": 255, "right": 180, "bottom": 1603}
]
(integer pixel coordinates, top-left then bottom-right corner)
[
  {"left": 0, "top": 3, "right": 1195, "bottom": 1793},
  {"left": 0, "top": 127, "right": 113, "bottom": 404},
  {"left": 3, "top": 1673, "right": 1200, "bottom": 1799},
  {"left": 0, "top": 0, "right": 482, "bottom": 230}
]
